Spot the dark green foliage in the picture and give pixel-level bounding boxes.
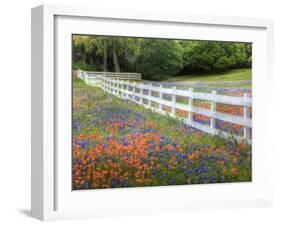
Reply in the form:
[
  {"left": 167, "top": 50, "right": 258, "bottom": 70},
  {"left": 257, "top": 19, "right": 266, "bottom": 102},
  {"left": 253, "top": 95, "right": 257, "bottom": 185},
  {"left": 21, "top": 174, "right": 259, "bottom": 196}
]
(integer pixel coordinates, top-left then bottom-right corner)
[
  {"left": 181, "top": 41, "right": 251, "bottom": 73},
  {"left": 73, "top": 60, "right": 99, "bottom": 71},
  {"left": 73, "top": 35, "right": 252, "bottom": 80},
  {"left": 213, "top": 56, "right": 233, "bottom": 71},
  {"left": 135, "top": 39, "right": 183, "bottom": 80}
]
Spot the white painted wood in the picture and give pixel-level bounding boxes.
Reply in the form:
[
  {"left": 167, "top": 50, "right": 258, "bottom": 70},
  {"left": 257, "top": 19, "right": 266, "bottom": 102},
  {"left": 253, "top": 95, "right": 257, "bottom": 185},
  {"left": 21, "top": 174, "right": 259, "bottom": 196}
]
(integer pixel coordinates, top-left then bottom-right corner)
[
  {"left": 243, "top": 93, "right": 251, "bottom": 139},
  {"left": 32, "top": 5, "right": 56, "bottom": 220},
  {"left": 174, "top": 103, "right": 251, "bottom": 127},
  {"left": 172, "top": 87, "right": 177, "bottom": 115},
  {"left": 140, "top": 86, "right": 143, "bottom": 104},
  {"left": 148, "top": 83, "right": 152, "bottom": 107},
  {"left": 211, "top": 90, "right": 217, "bottom": 132},
  {"left": 133, "top": 82, "right": 136, "bottom": 102},
  {"left": 189, "top": 88, "right": 194, "bottom": 123},
  {"left": 31, "top": 6, "right": 44, "bottom": 220},
  {"left": 100, "top": 75, "right": 250, "bottom": 125},
  {"left": 147, "top": 84, "right": 243, "bottom": 107},
  {"left": 125, "top": 80, "right": 129, "bottom": 98},
  {"left": 84, "top": 70, "right": 141, "bottom": 80},
  {"left": 159, "top": 84, "right": 163, "bottom": 110},
  {"left": 81, "top": 72, "right": 252, "bottom": 142}
]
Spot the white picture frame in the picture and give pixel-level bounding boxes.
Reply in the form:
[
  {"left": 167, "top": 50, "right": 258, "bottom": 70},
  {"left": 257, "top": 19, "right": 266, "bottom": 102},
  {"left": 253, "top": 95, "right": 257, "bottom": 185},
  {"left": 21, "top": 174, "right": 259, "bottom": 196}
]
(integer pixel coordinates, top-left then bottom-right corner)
[{"left": 31, "top": 4, "right": 274, "bottom": 221}]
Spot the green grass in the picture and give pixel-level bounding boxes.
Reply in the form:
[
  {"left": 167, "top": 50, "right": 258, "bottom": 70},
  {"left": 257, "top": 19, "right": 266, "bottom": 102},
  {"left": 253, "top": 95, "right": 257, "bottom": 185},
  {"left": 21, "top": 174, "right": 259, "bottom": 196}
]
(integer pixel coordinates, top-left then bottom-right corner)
[{"left": 165, "top": 68, "right": 252, "bottom": 82}]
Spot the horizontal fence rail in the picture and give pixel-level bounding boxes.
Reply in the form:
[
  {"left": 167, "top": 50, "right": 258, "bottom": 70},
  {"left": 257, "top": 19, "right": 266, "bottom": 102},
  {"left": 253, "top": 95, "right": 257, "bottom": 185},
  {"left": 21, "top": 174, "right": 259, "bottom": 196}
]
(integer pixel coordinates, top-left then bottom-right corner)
[
  {"left": 78, "top": 70, "right": 252, "bottom": 143},
  {"left": 78, "top": 69, "right": 141, "bottom": 80}
]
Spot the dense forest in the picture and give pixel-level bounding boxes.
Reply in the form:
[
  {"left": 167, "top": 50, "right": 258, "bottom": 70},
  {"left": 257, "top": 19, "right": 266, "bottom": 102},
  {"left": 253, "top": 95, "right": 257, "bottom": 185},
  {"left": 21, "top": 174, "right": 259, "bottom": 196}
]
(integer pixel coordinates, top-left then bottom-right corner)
[{"left": 73, "top": 35, "right": 252, "bottom": 81}]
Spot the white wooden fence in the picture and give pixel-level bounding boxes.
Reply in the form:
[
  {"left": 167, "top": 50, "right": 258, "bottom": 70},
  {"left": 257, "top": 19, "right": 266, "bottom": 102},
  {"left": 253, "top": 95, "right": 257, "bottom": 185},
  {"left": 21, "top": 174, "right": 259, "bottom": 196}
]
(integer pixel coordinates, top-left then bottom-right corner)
[
  {"left": 78, "top": 69, "right": 141, "bottom": 80},
  {"left": 78, "top": 70, "right": 252, "bottom": 143}
]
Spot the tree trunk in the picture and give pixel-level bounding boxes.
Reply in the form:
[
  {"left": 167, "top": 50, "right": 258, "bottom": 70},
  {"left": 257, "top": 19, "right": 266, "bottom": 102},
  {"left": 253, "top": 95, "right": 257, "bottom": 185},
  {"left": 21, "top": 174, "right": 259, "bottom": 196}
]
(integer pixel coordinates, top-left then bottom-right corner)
[
  {"left": 103, "top": 39, "right": 107, "bottom": 72},
  {"left": 112, "top": 39, "right": 120, "bottom": 72}
]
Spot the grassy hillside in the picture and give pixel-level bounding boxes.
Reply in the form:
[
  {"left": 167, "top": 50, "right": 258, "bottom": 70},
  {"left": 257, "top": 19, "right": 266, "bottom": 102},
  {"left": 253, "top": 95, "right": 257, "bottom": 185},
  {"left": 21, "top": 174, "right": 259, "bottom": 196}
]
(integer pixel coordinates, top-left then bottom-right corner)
[{"left": 165, "top": 69, "right": 251, "bottom": 82}]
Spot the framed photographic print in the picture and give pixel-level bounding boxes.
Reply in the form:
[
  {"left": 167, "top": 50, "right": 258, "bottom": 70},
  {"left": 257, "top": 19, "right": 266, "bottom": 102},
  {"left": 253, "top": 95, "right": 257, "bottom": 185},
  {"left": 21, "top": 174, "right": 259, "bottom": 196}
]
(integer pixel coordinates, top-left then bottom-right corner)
[{"left": 31, "top": 4, "right": 274, "bottom": 221}]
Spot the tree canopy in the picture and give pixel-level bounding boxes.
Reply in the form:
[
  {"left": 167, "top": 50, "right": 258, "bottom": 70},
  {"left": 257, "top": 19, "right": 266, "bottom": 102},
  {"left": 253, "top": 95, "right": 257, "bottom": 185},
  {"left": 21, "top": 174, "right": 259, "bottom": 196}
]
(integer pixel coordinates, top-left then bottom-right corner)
[
  {"left": 73, "top": 35, "right": 252, "bottom": 81},
  {"left": 135, "top": 39, "right": 183, "bottom": 80}
]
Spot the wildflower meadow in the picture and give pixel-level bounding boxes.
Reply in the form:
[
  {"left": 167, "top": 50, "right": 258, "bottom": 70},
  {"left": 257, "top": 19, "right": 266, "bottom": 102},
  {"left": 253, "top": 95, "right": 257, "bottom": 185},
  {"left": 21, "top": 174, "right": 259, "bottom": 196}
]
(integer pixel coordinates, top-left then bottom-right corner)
[{"left": 72, "top": 79, "right": 251, "bottom": 190}]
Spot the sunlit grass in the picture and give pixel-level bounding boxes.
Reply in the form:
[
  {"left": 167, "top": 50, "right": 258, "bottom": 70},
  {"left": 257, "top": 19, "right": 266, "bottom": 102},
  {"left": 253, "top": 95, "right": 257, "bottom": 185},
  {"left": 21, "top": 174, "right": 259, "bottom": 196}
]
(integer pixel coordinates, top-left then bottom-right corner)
[{"left": 165, "top": 68, "right": 252, "bottom": 82}]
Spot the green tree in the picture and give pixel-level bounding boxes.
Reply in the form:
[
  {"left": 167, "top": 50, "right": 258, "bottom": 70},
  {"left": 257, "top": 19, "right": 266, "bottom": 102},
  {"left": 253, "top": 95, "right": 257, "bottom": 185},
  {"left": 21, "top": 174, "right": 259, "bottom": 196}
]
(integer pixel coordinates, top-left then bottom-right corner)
[
  {"left": 135, "top": 39, "right": 183, "bottom": 80},
  {"left": 72, "top": 35, "right": 252, "bottom": 79},
  {"left": 181, "top": 41, "right": 251, "bottom": 73}
]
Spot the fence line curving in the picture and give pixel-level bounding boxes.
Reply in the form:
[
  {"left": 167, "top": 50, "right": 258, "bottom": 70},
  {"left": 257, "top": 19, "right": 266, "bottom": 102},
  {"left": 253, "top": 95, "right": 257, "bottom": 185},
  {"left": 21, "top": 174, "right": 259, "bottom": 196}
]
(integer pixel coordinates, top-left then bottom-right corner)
[{"left": 78, "top": 70, "right": 252, "bottom": 143}]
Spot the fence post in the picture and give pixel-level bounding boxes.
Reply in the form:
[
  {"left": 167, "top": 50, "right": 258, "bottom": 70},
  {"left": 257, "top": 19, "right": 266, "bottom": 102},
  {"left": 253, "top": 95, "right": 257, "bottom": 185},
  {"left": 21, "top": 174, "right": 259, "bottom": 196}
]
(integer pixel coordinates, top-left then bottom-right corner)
[
  {"left": 108, "top": 78, "right": 111, "bottom": 93},
  {"left": 129, "top": 81, "right": 131, "bottom": 100},
  {"left": 118, "top": 80, "right": 122, "bottom": 96},
  {"left": 120, "top": 80, "right": 124, "bottom": 98},
  {"left": 243, "top": 93, "right": 250, "bottom": 140},
  {"left": 172, "top": 87, "right": 176, "bottom": 116},
  {"left": 140, "top": 85, "right": 143, "bottom": 105},
  {"left": 110, "top": 78, "right": 114, "bottom": 94},
  {"left": 159, "top": 84, "right": 163, "bottom": 111},
  {"left": 124, "top": 81, "right": 128, "bottom": 99},
  {"left": 110, "top": 78, "right": 113, "bottom": 93},
  {"left": 102, "top": 77, "right": 104, "bottom": 89},
  {"left": 118, "top": 80, "right": 121, "bottom": 96},
  {"left": 106, "top": 78, "right": 109, "bottom": 91},
  {"left": 115, "top": 79, "right": 117, "bottom": 95},
  {"left": 108, "top": 78, "right": 110, "bottom": 92},
  {"left": 125, "top": 80, "right": 129, "bottom": 99},
  {"left": 114, "top": 79, "right": 118, "bottom": 95},
  {"left": 126, "top": 80, "right": 129, "bottom": 99},
  {"left": 189, "top": 88, "right": 193, "bottom": 123},
  {"left": 133, "top": 82, "right": 136, "bottom": 102},
  {"left": 123, "top": 80, "right": 126, "bottom": 98},
  {"left": 85, "top": 72, "right": 89, "bottom": 84},
  {"left": 210, "top": 90, "right": 217, "bottom": 134},
  {"left": 148, "top": 83, "right": 152, "bottom": 108}
]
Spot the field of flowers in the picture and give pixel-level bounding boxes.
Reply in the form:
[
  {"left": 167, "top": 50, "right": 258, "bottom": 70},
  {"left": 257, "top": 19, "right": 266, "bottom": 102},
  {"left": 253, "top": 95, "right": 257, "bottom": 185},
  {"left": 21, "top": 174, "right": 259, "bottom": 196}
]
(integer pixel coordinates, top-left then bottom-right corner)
[{"left": 72, "top": 79, "right": 252, "bottom": 190}]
